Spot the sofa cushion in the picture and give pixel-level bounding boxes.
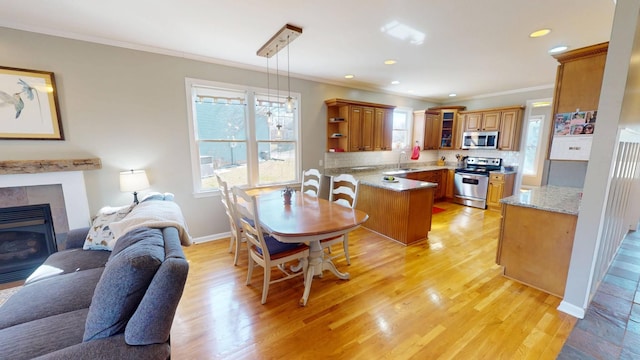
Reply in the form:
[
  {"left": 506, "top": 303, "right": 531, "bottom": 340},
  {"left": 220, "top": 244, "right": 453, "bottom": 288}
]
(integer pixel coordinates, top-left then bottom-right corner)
[
  {"left": 83, "top": 228, "right": 164, "bottom": 341},
  {"left": 83, "top": 204, "right": 135, "bottom": 251},
  {"left": 0, "top": 268, "right": 104, "bottom": 330},
  {"left": 125, "top": 227, "right": 188, "bottom": 345},
  {"left": 0, "top": 308, "right": 88, "bottom": 360},
  {"left": 109, "top": 226, "right": 163, "bottom": 260},
  {"left": 25, "top": 248, "right": 110, "bottom": 284},
  {"left": 33, "top": 333, "right": 171, "bottom": 360}
]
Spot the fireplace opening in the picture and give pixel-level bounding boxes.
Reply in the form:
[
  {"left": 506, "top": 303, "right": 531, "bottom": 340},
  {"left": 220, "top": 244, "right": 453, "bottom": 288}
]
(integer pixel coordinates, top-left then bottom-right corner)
[{"left": 0, "top": 204, "right": 57, "bottom": 284}]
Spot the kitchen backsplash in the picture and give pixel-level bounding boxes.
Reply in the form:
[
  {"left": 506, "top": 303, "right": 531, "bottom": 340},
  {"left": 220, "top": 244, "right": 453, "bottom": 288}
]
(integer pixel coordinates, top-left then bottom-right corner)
[{"left": 324, "top": 150, "right": 520, "bottom": 170}]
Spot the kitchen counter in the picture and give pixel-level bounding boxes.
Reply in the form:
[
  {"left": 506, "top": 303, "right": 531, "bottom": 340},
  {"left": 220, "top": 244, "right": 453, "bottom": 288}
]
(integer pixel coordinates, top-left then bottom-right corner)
[
  {"left": 500, "top": 185, "right": 582, "bottom": 215},
  {"left": 357, "top": 174, "right": 437, "bottom": 192}
]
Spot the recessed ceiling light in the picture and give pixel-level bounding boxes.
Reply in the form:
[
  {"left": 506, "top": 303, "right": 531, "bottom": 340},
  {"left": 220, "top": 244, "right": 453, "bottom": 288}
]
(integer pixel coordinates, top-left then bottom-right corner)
[
  {"left": 391, "top": 80, "right": 400, "bottom": 85},
  {"left": 529, "top": 29, "right": 551, "bottom": 38},
  {"left": 344, "top": 74, "right": 355, "bottom": 79},
  {"left": 384, "top": 59, "right": 397, "bottom": 65},
  {"left": 549, "top": 45, "right": 568, "bottom": 54},
  {"left": 449, "top": 93, "right": 457, "bottom": 97}
]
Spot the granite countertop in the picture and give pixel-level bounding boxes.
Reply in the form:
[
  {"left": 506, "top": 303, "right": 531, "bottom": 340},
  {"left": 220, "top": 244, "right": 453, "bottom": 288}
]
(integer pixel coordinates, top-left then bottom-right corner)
[
  {"left": 357, "top": 174, "right": 437, "bottom": 192},
  {"left": 500, "top": 185, "right": 582, "bottom": 215}
]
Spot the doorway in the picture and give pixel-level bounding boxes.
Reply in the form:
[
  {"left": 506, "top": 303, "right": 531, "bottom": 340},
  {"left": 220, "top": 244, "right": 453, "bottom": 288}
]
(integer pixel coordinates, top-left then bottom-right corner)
[{"left": 519, "top": 99, "right": 552, "bottom": 189}]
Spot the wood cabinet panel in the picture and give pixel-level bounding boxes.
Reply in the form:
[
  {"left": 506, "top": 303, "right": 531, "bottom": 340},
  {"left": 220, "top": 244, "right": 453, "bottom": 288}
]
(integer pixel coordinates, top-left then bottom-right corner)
[
  {"left": 487, "top": 173, "right": 514, "bottom": 211},
  {"left": 463, "top": 113, "right": 483, "bottom": 132},
  {"left": 403, "top": 170, "right": 445, "bottom": 200},
  {"left": 326, "top": 99, "right": 395, "bottom": 152},
  {"left": 497, "top": 204, "right": 577, "bottom": 297},
  {"left": 481, "top": 112, "right": 500, "bottom": 131},
  {"left": 424, "top": 111, "right": 441, "bottom": 150},
  {"left": 498, "top": 109, "right": 522, "bottom": 151}
]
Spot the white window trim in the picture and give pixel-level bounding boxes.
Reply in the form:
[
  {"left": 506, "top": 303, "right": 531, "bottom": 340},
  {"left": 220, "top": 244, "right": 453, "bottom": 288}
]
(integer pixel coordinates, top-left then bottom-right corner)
[{"left": 185, "top": 77, "right": 302, "bottom": 197}]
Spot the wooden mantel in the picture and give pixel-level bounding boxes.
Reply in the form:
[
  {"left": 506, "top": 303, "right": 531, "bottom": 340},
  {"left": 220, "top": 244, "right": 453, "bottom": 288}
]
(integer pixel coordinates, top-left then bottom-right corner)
[{"left": 0, "top": 158, "right": 102, "bottom": 175}]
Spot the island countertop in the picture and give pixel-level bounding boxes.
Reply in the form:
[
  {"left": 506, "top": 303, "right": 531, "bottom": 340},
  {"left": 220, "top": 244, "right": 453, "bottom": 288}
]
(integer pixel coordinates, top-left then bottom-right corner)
[{"left": 500, "top": 185, "right": 582, "bottom": 215}]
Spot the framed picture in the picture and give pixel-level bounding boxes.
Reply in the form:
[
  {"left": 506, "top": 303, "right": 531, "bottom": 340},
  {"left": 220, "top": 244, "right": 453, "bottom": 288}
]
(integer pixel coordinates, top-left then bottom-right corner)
[{"left": 0, "top": 66, "right": 63, "bottom": 140}]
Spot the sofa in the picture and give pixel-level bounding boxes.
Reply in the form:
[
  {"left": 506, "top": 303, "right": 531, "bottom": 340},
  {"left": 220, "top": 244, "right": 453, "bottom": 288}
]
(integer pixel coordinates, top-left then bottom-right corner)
[{"left": 0, "top": 198, "right": 190, "bottom": 359}]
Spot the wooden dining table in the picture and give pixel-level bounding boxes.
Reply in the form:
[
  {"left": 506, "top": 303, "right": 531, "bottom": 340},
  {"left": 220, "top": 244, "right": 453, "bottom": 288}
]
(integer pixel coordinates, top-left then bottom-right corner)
[{"left": 252, "top": 189, "right": 368, "bottom": 306}]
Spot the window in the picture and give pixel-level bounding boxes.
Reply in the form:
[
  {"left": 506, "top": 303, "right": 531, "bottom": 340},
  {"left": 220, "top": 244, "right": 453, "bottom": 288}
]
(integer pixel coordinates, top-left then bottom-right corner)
[
  {"left": 186, "top": 78, "right": 300, "bottom": 194},
  {"left": 392, "top": 107, "right": 412, "bottom": 150},
  {"left": 523, "top": 115, "right": 543, "bottom": 175}
]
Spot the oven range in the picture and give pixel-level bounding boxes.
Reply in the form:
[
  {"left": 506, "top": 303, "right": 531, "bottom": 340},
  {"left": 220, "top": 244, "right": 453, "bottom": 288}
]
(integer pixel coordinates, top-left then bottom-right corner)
[{"left": 453, "top": 156, "right": 502, "bottom": 209}]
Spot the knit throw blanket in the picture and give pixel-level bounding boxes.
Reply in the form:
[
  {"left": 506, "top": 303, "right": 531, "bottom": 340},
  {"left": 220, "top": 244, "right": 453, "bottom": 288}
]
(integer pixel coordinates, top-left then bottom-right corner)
[{"left": 110, "top": 200, "right": 192, "bottom": 246}]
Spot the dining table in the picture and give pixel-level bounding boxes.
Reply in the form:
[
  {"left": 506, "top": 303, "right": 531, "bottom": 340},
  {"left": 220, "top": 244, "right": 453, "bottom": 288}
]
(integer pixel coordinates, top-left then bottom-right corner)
[{"left": 251, "top": 189, "right": 368, "bottom": 306}]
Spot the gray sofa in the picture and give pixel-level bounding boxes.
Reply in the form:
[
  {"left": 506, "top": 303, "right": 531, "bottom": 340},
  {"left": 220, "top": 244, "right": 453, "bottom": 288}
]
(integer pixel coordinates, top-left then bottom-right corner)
[{"left": 0, "top": 221, "right": 189, "bottom": 359}]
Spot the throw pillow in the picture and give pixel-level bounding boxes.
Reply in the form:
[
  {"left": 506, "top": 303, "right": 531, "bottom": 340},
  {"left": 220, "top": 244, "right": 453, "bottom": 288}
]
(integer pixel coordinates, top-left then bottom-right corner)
[
  {"left": 83, "top": 204, "right": 135, "bottom": 251},
  {"left": 83, "top": 227, "right": 165, "bottom": 342}
]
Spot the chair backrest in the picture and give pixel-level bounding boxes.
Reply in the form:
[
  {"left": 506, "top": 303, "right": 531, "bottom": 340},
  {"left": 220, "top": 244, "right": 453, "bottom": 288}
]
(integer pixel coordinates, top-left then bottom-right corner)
[
  {"left": 216, "top": 173, "right": 240, "bottom": 234},
  {"left": 329, "top": 174, "right": 359, "bottom": 209},
  {"left": 231, "top": 187, "right": 271, "bottom": 258},
  {"left": 301, "top": 168, "right": 322, "bottom": 197}
]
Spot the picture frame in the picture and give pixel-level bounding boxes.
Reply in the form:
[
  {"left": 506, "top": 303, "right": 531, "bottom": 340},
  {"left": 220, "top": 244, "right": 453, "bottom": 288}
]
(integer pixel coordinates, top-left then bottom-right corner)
[{"left": 0, "top": 66, "right": 63, "bottom": 140}]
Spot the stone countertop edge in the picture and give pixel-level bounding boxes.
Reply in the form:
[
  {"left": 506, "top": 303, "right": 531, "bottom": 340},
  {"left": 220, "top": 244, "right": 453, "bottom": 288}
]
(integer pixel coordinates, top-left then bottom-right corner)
[
  {"left": 500, "top": 185, "right": 582, "bottom": 215},
  {"left": 357, "top": 174, "right": 437, "bottom": 192}
]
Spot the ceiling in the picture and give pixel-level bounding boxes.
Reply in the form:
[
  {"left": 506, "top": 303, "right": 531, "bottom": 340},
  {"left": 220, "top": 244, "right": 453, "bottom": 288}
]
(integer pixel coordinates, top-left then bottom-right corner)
[{"left": 0, "top": 0, "right": 616, "bottom": 102}]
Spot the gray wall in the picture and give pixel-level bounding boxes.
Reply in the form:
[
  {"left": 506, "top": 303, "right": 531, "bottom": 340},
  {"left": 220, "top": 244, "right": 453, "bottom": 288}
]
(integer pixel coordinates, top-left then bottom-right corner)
[{"left": 0, "top": 26, "right": 432, "bottom": 239}]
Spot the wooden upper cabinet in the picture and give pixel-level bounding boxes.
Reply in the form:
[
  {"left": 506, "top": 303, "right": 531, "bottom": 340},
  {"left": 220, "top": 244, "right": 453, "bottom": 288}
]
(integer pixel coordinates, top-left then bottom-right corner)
[
  {"left": 463, "top": 111, "right": 499, "bottom": 131},
  {"left": 373, "top": 108, "right": 393, "bottom": 151},
  {"left": 424, "top": 111, "right": 441, "bottom": 150},
  {"left": 498, "top": 108, "right": 523, "bottom": 151},
  {"left": 325, "top": 98, "right": 395, "bottom": 152}
]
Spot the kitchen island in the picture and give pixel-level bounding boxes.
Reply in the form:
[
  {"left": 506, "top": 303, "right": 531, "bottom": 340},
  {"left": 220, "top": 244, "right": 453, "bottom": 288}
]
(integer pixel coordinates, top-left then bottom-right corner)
[
  {"left": 497, "top": 186, "right": 582, "bottom": 297},
  {"left": 353, "top": 173, "right": 437, "bottom": 245}
]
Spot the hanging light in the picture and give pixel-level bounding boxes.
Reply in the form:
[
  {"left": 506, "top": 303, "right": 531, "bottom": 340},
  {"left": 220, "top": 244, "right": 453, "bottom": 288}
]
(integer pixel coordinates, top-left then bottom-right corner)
[
  {"left": 256, "top": 24, "right": 303, "bottom": 135},
  {"left": 285, "top": 34, "right": 294, "bottom": 113},
  {"left": 275, "top": 44, "right": 282, "bottom": 139},
  {"left": 265, "top": 50, "right": 273, "bottom": 125}
]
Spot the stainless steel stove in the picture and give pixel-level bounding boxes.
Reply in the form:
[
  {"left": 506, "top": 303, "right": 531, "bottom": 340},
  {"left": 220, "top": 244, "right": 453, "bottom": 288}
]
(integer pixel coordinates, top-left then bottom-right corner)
[{"left": 453, "top": 157, "right": 502, "bottom": 209}]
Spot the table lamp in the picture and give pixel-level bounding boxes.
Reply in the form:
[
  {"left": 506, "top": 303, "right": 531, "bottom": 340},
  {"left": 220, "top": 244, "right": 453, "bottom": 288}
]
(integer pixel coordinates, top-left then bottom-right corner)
[{"left": 119, "top": 169, "right": 150, "bottom": 204}]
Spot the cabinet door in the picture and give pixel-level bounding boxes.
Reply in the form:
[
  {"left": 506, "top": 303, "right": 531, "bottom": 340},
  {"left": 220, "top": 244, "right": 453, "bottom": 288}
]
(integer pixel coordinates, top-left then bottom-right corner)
[
  {"left": 481, "top": 112, "right": 501, "bottom": 131},
  {"left": 349, "top": 106, "right": 363, "bottom": 151},
  {"left": 487, "top": 177, "right": 504, "bottom": 210},
  {"left": 453, "top": 113, "right": 463, "bottom": 150},
  {"left": 373, "top": 108, "right": 393, "bottom": 151},
  {"left": 498, "top": 110, "right": 522, "bottom": 150},
  {"left": 424, "top": 112, "right": 441, "bottom": 150},
  {"left": 361, "top": 107, "right": 374, "bottom": 151},
  {"left": 463, "top": 113, "right": 483, "bottom": 131},
  {"left": 445, "top": 169, "right": 455, "bottom": 198}
]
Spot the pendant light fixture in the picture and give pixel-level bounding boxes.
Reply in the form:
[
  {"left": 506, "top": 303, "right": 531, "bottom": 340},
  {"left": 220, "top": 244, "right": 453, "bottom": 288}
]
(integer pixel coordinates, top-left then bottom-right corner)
[
  {"left": 257, "top": 24, "right": 303, "bottom": 133},
  {"left": 265, "top": 50, "right": 273, "bottom": 125},
  {"left": 275, "top": 44, "right": 282, "bottom": 139}
]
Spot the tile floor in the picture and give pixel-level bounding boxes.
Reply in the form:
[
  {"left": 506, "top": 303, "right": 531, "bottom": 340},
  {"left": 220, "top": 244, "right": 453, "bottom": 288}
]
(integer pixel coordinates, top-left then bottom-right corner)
[{"left": 558, "top": 230, "right": 640, "bottom": 359}]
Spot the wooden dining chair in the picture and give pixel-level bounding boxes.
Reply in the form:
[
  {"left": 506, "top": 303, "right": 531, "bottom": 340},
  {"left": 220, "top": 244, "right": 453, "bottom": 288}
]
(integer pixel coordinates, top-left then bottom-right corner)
[
  {"left": 300, "top": 168, "right": 322, "bottom": 197},
  {"left": 232, "top": 187, "right": 310, "bottom": 304},
  {"left": 216, "top": 173, "right": 243, "bottom": 266},
  {"left": 320, "top": 173, "right": 359, "bottom": 265}
]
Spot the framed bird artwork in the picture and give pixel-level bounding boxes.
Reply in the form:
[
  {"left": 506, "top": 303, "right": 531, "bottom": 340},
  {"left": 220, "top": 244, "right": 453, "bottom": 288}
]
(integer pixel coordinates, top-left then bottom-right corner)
[{"left": 0, "top": 66, "right": 63, "bottom": 140}]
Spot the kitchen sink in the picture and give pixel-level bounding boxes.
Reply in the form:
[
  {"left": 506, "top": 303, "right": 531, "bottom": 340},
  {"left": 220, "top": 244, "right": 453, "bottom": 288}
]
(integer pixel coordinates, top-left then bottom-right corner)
[{"left": 383, "top": 168, "right": 420, "bottom": 175}]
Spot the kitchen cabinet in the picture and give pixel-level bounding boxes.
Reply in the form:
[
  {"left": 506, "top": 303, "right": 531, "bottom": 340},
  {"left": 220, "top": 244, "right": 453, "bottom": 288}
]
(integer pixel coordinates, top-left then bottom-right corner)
[
  {"left": 487, "top": 172, "right": 515, "bottom": 211},
  {"left": 547, "top": 42, "right": 607, "bottom": 161},
  {"left": 325, "top": 98, "right": 395, "bottom": 152},
  {"left": 373, "top": 107, "right": 393, "bottom": 151},
  {"left": 402, "top": 170, "right": 445, "bottom": 200},
  {"left": 424, "top": 106, "right": 466, "bottom": 150},
  {"left": 423, "top": 111, "right": 441, "bottom": 150},
  {"left": 445, "top": 169, "right": 455, "bottom": 199},
  {"left": 460, "top": 106, "right": 524, "bottom": 150}
]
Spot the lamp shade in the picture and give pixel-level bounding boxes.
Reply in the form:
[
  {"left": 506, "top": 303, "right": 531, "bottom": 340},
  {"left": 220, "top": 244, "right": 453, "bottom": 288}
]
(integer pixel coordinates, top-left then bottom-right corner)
[{"left": 119, "top": 170, "right": 150, "bottom": 192}]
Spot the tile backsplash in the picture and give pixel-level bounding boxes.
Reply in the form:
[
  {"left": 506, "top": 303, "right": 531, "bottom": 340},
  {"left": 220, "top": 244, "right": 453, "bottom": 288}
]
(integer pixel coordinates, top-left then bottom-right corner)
[{"left": 325, "top": 150, "right": 520, "bottom": 170}]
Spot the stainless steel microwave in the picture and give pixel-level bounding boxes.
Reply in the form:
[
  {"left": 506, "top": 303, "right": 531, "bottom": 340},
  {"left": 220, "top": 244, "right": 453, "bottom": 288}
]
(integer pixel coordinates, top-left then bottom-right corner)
[{"left": 461, "top": 131, "right": 499, "bottom": 149}]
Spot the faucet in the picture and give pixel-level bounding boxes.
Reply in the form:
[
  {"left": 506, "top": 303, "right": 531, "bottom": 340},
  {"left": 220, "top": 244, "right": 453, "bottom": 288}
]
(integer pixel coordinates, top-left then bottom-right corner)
[{"left": 397, "top": 151, "right": 407, "bottom": 169}]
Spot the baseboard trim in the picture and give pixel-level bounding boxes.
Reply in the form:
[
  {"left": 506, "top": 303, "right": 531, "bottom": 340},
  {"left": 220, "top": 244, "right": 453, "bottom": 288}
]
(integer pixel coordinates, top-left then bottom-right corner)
[
  {"left": 192, "top": 232, "right": 230, "bottom": 244},
  {"left": 557, "top": 300, "right": 585, "bottom": 319}
]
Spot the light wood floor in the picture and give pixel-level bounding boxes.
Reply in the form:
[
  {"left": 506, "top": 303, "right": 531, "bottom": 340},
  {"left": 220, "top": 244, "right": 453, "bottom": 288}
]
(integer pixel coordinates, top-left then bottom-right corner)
[{"left": 171, "top": 202, "right": 577, "bottom": 359}]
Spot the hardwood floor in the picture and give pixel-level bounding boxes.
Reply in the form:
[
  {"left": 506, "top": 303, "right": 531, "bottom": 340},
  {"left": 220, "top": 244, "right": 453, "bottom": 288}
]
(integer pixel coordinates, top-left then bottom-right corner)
[{"left": 171, "top": 202, "right": 576, "bottom": 359}]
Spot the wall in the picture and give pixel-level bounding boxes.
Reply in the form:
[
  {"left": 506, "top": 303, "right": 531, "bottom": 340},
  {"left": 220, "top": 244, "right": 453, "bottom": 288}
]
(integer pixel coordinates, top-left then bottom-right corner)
[{"left": 0, "top": 27, "right": 432, "bottom": 239}]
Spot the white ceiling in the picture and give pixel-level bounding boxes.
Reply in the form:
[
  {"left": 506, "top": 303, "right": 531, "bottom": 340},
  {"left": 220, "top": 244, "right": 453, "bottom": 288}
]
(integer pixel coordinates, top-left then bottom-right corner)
[{"left": 0, "top": 0, "right": 616, "bottom": 102}]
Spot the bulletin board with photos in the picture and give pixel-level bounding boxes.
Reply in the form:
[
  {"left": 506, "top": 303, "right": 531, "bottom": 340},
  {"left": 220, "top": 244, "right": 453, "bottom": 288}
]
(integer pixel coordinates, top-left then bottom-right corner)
[{"left": 554, "top": 110, "right": 597, "bottom": 136}]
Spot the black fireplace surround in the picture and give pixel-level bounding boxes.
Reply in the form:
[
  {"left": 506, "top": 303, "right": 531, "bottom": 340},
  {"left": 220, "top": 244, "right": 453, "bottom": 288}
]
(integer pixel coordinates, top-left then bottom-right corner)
[{"left": 0, "top": 204, "right": 57, "bottom": 283}]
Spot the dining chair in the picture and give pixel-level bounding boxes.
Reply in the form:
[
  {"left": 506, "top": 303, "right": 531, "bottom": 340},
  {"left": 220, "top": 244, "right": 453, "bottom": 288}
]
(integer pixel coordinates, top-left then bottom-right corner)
[
  {"left": 320, "top": 173, "right": 359, "bottom": 265},
  {"left": 216, "top": 173, "right": 243, "bottom": 266},
  {"left": 232, "top": 187, "right": 310, "bottom": 304},
  {"left": 300, "top": 168, "right": 322, "bottom": 197}
]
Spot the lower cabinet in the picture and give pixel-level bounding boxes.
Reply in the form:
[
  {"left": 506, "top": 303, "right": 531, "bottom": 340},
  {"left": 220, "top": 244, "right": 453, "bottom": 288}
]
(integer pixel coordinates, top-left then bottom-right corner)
[
  {"left": 403, "top": 170, "right": 446, "bottom": 200},
  {"left": 487, "top": 173, "right": 515, "bottom": 211}
]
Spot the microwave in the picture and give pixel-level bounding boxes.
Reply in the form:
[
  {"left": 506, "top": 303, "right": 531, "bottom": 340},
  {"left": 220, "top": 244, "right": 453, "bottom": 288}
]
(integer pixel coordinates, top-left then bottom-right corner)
[{"left": 461, "top": 131, "right": 499, "bottom": 149}]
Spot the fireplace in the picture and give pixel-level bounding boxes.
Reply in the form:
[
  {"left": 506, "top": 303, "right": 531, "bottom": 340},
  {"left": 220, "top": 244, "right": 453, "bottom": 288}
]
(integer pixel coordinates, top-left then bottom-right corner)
[{"left": 0, "top": 204, "right": 57, "bottom": 283}]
